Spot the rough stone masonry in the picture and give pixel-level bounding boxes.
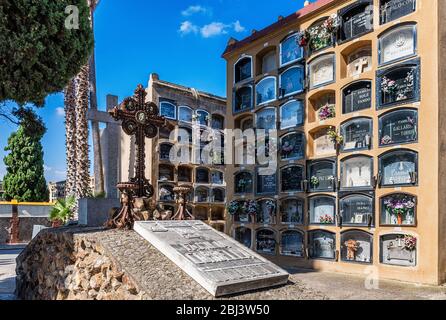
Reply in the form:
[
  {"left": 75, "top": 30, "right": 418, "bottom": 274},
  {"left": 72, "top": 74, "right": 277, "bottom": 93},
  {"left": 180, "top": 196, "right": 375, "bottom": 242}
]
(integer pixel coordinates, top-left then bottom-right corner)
[{"left": 15, "top": 227, "right": 327, "bottom": 300}]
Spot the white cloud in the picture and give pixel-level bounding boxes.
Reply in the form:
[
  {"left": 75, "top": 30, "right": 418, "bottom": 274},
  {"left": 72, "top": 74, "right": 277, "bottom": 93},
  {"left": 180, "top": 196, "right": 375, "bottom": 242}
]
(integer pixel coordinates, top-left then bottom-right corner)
[
  {"left": 233, "top": 20, "right": 245, "bottom": 33},
  {"left": 181, "top": 5, "right": 208, "bottom": 16},
  {"left": 44, "top": 165, "right": 52, "bottom": 172},
  {"left": 55, "top": 107, "right": 65, "bottom": 117},
  {"left": 54, "top": 170, "right": 67, "bottom": 176},
  {"left": 179, "top": 21, "right": 199, "bottom": 36},
  {"left": 200, "top": 22, "right": 230, "bottom": 38}
]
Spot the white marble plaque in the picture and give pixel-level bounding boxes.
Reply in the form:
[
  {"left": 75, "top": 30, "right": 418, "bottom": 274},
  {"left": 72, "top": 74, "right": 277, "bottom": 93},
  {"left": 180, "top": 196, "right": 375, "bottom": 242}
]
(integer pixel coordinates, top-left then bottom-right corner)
[
  {"left": 134, "top": 221, "right": 289, "bottom": 297},
  {"left": 381, "top": 25, "right": 415, "bottom": 64}
]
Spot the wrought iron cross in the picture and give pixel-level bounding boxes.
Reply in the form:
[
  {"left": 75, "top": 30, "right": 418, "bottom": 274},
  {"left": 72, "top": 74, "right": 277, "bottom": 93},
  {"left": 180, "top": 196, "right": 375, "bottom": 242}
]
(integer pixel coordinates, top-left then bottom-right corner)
[{"left": 109, "top": 84, "right": 166, "bottom": 198}]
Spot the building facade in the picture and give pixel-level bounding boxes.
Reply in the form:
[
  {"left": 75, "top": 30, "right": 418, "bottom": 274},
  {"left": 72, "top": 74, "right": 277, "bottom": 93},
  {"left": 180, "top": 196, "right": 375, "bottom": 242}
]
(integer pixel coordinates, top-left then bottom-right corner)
[
  {"left": 222, "top": 0, "right": 446, "bottom": 285},
  {"left": 119, "top": 74, "right": 228, "bottom": 231}
]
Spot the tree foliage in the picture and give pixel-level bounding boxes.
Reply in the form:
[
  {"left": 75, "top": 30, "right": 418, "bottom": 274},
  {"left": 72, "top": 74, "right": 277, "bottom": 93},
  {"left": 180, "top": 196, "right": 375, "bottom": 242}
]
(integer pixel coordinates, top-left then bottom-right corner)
[
  {"left": 3, "top": 112, "right": 49, "bottom": 202},
  {"left": 0, "top": 0, "right": 94, "bottom": 106},
  {"left": 49, "top": 196, "right": 76, "bottom": 224}
]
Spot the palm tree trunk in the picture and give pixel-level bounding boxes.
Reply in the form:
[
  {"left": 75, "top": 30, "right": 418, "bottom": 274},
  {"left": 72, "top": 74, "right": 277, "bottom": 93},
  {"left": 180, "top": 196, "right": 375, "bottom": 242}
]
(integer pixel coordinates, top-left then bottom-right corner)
[{"left": 64, "top": 79, "right": 77, "bottom": 197}]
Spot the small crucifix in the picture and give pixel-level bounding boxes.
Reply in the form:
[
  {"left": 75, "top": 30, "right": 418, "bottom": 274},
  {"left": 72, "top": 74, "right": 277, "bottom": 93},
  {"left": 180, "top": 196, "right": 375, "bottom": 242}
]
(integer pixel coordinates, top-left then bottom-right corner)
[{"left": 354, "top": 57, "right": 369, "bottom": 75}]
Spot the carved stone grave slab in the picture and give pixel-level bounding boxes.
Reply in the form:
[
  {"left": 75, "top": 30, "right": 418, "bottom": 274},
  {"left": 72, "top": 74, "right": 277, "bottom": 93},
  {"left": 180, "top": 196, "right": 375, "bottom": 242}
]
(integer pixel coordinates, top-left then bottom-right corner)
[{"left": 134, "top": 220, "right": 289, "bottom": 297}]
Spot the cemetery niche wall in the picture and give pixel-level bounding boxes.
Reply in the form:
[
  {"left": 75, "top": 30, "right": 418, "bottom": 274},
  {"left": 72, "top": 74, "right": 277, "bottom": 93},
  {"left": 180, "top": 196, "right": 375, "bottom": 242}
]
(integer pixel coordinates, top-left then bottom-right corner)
[
  {"left": 280, "top": 198, "right": 304, "bottom": 225},
  {"left": 308, "top": 230, "right": 336, "bottom": 260},
  {"left": 342, "top": 81, "right": 372, "bottom": 114},
  {"left": 341, "top": 117, "right": 372, "bottom": 152},
  {"left": 379, "top": 149, "right": 418, "bottom": 187},
  {"left": 280, "top": 165, "right": 304, "bottom": 193},
  {"left": 380, "top": 233, "right": 417, "bottom": 267},
  {"left": 380, "top": 0, "right": 417, "bottom": 25},
  {"left": 379, "top": 23, "right": 417, "bottom": 65},
  {"left": 339, "top": 193, "right": 374, "bottom": 227},
  {"left": 307, "top": 159, "right": 336, "bottom": 192},
  {"left": 338, "top": 0, "right": 374, "bottom": 43},
  {"left": 280, "top": 230, "right": 305, "bottom": 257},
  {"left": 379, "top": 108, "right": 418, "bottom": 146},
  {"left": 341, "top": 230, "right": 373, "bottom": 264}
]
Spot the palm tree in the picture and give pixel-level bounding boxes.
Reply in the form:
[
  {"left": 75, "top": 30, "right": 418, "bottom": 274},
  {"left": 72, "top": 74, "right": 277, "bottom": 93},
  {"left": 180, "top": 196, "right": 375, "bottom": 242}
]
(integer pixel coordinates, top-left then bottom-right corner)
[
  {"left": 49, "top": 196, "right": 76, "bottom": 227},
  {"left": 64, "top": 79, "right": 77, "bottom": 197}
]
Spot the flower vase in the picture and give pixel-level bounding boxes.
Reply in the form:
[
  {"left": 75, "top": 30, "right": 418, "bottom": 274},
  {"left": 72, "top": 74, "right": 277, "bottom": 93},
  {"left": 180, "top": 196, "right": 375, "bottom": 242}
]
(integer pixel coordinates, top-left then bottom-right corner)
[{"left": 397, "top": 213, "right": 403, "bottom": 225}]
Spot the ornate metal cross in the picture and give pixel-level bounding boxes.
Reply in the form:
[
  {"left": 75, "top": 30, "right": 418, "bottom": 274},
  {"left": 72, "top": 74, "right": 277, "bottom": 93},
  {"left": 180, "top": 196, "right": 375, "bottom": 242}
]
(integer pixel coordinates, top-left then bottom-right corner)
[{"left": 109, "top": 84, "right": 166, "bottom": 198}]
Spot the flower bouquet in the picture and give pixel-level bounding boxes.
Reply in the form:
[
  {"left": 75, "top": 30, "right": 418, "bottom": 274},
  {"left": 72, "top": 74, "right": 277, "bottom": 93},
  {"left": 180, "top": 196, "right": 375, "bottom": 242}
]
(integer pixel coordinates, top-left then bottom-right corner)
[
  {"left": 310, "top": 176, "right": 320, "bottom": 188},
  {"left": 244, "top": 200, "right": 259, "bottom": 216},
  {"left": 404, "top": 235, "right": 417, "bottom": 251},
  {"left": 327, "top": 126, "right": 344, "bottom": 145},
  {"left": 320, "top": 214, "right": 334, "bottom": 224},
  {"left": 384, "top": 195, "right": 415, "bottom": 225},
  {"left": 318, "top": 103, "right": 336, "bottom": 121},
  {"left": 227, "top": 200, "right": 240, "bottom": 215}
]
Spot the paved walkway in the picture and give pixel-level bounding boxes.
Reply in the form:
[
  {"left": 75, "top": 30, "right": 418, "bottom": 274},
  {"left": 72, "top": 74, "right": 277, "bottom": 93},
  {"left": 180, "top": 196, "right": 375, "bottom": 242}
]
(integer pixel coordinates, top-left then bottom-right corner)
[{"left": 0, "top": 245, "right": 24, "bottom": 300}]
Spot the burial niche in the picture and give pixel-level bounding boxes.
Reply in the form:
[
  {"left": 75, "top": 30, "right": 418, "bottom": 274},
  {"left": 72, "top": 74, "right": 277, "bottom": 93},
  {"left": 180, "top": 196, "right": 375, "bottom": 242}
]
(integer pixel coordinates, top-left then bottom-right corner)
[
  {"left": 341, "top": 118, "right": 372, "bottom": 152},
  {"left": 280, "top": 100, "right": 304, "bottom": 130},
  {"left": 230, "top": 200, "right": 250, "bottom": 223},
  {"left": 195, "top": 187, "right": 209, "bottom": 203},
  {"left": 160, "top": 101, "right": 176, "bottom": 120},
  {"left": 339, "top": 194, "right": 374, "bottom": 226},
  {"left": 341, "top": 230, "right": 373, "bottom": 264},
  {"left": 280, "top": 230, "right": 304, "bottom": 257},
  {"left": 211, "top": 114, "right": 224, "bottom": 130},
  {"left": 308, "top": 159, "right": 336, "bottom": 192},
  {"left": 308, "top": 230, "right": 336, "bottom": 260},
  {"left": 212, "top": 188, "right": 225, "bottom": 202},
  {"left": 379, "top": 24, "right": 417, "bottom": 65},
  {"left": 160, "top": 143, "right": 173, "bottom": 161},
  {"left": 309, "top": 196, "right": 336, "bottom": 225},
  {"left": 211, "top": 170, "right": 224, "bottom": 185},
  {"left": 256, "top": 199, "right": 277, "bottom": 224},
  {"left": 159, "top": 184, "right": 175, "bottom": 202},
  {"left": 279, "top": 66, "right": 305, "bottom": 98},
  {"left": 280, "top": 198, "right": 304, "bottom": 225},
  {"left": 380, "top": 0, "right": 416, "bottom": 25},
  {"left": 178, "top": 106, "right": 193, "bottom": 123},
  {"left": 340, "top": 155, "right": 373, "bottom": 190},
  {"left": 196, "top": 167, "right": 210, "bottom": 184},
  {"left": 280, "top": 33, "right": 304, "bottom": 66},
  {"left": 380, "top": 234, "right": 417, "bottom": 267},
  {"left": 158, "top": 164, "right": 174, "bottom": 182},
  {"left": 234, "top": 227, "right": 252, "bottom": 248},
  {"left": 339, "top": 0, "right": 374, "bottom": 42},
  {"left": 379, "top": 109, "right": 418, "bottom": 146},
  {"left": 377, "top": 58, "right": 420, "bottom": 108},
  {"left": 257, "top": 170, "right": 278, "bottom": 195},
  {"left": 234, "top": 56, "right": 252, "bottom": 83},
  {"left": 234, "top": 171, "right": 253, "bottom": 194},
  {"left": 178, "top": 166, "right": 192, "bottom": 182},
  {"left": 346, "top": 47, "right": 372, "bottom": 78},
  {"left": 256, "top": 107, "right": 276, "bottom": 130},
  {"left": 309, "top": 54, "right": 335, "bottom": 89},
  {"left": 256, "top": 77, "right": 277, "bottom": 105},
  {"left": 234, "top": 86, "right": 253, "bottom": 113},
  {"left": 342, "top": 81, "right": 372, "bottom": 114},
  {"left": 281, "top": 132, "right": 305, "bottom": 160},
  {"left": 312, "top": 128, "right": 337, "bottom": 157},
  {"left": 280, "top": 165, "right": 304, "bottom": 193},
  {"left": 379, "top": 150, "right": 418, "bottom": 187},
  {"left": 256, "top": 229, "right": 277, "bottom": 255},
  {"left": 381, "top": 193, "right": 416, "bottom": 226},
  {"left": 258, "top": 47, "right": 277, "bottom": 74}
]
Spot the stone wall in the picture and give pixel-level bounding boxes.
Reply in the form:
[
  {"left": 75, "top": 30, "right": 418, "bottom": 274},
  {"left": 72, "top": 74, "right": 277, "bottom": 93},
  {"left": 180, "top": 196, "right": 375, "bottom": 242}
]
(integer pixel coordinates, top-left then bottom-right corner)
[{"left": 0, "top": 217, "right": 51, "bottom": 244}]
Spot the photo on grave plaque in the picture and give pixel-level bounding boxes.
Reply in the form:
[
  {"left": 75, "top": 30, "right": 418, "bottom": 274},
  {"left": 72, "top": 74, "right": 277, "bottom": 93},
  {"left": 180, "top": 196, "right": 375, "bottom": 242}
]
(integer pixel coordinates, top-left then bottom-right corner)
[
  {"left": 280, "top": 165, "right": 304, "bottom": 193},
  {"left": 380, "top": 0, "right": 416, "bottom": 25},
  {"left": 379, "top": 150, "right": 418, "bottom": 187},
  {"left": 339, "top": 0, "right": 374, "bottom": 42},
  {"left": 234, "top": 227, "right": 252, "bottom": 248},
  {"left": 379, "top": 23, "right": 417, "bottom": 65},
  {"left": 308, "top": 230, "right": 336, "bottom": 260},
  {"left": 281, "top": 132, "right": 305, "bottom": 160},
  {"left": 340, "top": 155, "right": 373, "bottom": 190},
  {"left": 279, "top": 65, "right": 305, "bottom": 97},
  {"left": 256, "top": 107, "right": 276, "bottom": 130},
  {"left": 308, "top": 159, "right": 336, "bottom": 192},
  {"left": 380, "top": 193, "right": 416, "bottom": 226},
  {"left": 377, "top": 58, "right": 420, "bottom": 108},
  {"left": 341, "top": 118, "right": 372, "bottom": 152},
  {"left": 280, "top": 230, "right": 304, "bottom": 257},
  {"left": 309, "top": 196, "right": 336, "bottom": 225},
  {"left": 256, "top": 229, "right": 277, "bottom": 255},
  {"left": 342, "top": 81, "right": 372, "bottom": 114},
  {"left": 280, "top": 100, "right": 304, "bottom": 130},
  {"left": 341, "top": 230, "right": 373, "bottom": 264},
  {"left": 256, "top": 170, "right": 278, "bottom": 195},
  {"left": 256, "top": 199, "right": 277, "bottom": 224},
  {"left": 339, "top": 193, "right": 374, "bottom": 226},
  {"left": 280, "top": 198, "right": 304, "bottom": 225},
  {"left": 234, "top": 86, "right": 253, "bottom": 113},
  {"left": 309, "top": 54, "right": 335, "bottom": 89},
  {"left": 379, "top": 109, "right": 418, "bottom": 146},
  {"left": 380, "top": 233, "right": 417, "bottom": 267}
]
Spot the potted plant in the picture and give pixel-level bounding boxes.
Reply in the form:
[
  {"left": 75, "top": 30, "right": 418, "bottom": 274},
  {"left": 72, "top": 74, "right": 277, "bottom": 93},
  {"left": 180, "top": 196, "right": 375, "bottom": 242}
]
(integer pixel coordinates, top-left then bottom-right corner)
[{"left": 49, "top": 196, "right": 76, "bottom": 227}]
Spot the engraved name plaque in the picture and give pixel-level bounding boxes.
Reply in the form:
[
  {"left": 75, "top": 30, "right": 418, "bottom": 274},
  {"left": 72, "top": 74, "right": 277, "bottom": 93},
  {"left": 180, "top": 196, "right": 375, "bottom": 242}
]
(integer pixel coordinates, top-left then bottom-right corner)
[{"left": 134, "top": 221, "right": 289, "bottom": 297}]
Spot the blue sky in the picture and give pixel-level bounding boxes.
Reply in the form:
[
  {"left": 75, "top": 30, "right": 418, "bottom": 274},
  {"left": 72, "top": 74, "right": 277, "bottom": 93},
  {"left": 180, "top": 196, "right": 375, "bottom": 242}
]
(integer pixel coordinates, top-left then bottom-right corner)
[{"left": 0, "top": 0, "right": 305, "bottom": 183}]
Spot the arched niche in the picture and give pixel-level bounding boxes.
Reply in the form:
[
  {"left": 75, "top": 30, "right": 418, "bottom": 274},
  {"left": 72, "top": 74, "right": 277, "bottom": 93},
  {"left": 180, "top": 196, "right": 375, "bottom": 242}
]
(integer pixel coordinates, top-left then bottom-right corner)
[
  {"left": 233, "top": 85, "right": 253, "bottom": 114},
  {"left": 178, "top": 106, "right": 193, "bottom": 123},
  {"left": 256, "top": 76, "right": 277, "bottom": 106},
  {"left": 342, "top": 80, "right": 372, "bottom": 114},
  {"left": 308, "top": 90, "right": 336, "bottom": 123},
  {"left": 211, "top": 114, "right": 224, "bottom": 130},
  {"left": 308, "top": 230, "right": 336, "bottom": 260},
  {"left": 256, "top": 228, "right": 277, "bottom": 255},
  {"left": 280, "top": 33, "right": 304, "bottom": 67},
  {"left": 178, "top": 165, "right": 192, "bottom": 182},
  {"left": 378, "top": 23, "right": 417, "bottom": 65},
  {"left": 340, "top": 42, "right": 372, "bottom": 78},
  {"left": 279, "top": 65, "right": 305, "bottom": 98},
  {"left": 378, "top": 108, "right": 418, "bottom": 147},
  {"left": 158, "top": 164, "right": 174, "bottom": 182},
  {"left": 255, "top": 107, "right": 276, "bottom": 131},
  {"left": 195, "top": 167, "right": 210, "bottom": 184},
  {"left": 160, "top": 101, "right": 177, "bottom": 120},
  {"left": 380, "top": 193, "right": 416, "bottom": 226},
  {"left": 309, "top": 127, "right": 337, "bottom": 158},
  {"left": 159, "top": 143, "right": 173, "bottom": 161},
  {"left": 280, "top": 100, "right": 304, "bottom": 130},
  {"left": 280, "top": 165, "right": 304, "bottom": 193},
  {"left": 340, "top": 117, "right": 373, "bottom": 152},
  {"left": 380, "top": 233, "right": 417, "bottom": 267},
  {"left": 234, "top": 56, "right": 253, "bottom": 83},
  {"left": 234, "top": 171, "right": 253, "bottom": 194},
  {"left": 158, "top": 183, "right": 175, "bottom": 202},
  {"left": 339, "top": 193, "right": 374, "bottom": 226},
  {"left": 308, "top": 53, "right": 336, "bottom": 90},
  {"left": 256, "top": 46, "right": 277, "bottom": 75},
  {"left": 280, "top": 197, "right": 304, "bottom": 225},
  {"left": 195, "top": 187, "right": 210, "bottom": 203},
  {"left": 280, "top": 131, "right": 305, "bottom": 161},
  {"left": 340, "top": 155, "right": 374, "bottom": 191},
  {"left": 256, "top": 198, "right": 277, "bottom": 224},
  {"left": 338, "top": 0, "right": 373, "bottom": 43},
  {"left": 307, "top": 159, "right": 336, "bottom": 192},
  {"left": 378, "top": 149, "right": 418, "bottom": 187},
  {"left": 309, "top": 195, "right": 336, "bottom": 225},
  {"left": 280, "top": 230, "right": 305, "bottom": 257},
  {"left": 380, "top": 0, "right": 416, "bottom": 25},
  {"left": 212, "top": 188, "right": 225, "bottom": 203},
  {"left": 234, "top": 227, "right": 252, "bottom": 248},
  {"left": 341, "top": 230, "right": 373, "bottom": 264}
]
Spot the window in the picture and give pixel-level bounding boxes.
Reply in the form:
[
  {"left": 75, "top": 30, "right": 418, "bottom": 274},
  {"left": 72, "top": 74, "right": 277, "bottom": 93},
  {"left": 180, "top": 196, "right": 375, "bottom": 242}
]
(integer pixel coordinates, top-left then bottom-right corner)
[
  {"left": 280, "top": 100, "right": 304, "bottom": 130},
  {"left": 234, "top": 86, "right": 253, "bottom": 113},
  {"left": 346, "top": 47, "right": 372, "bottom": 78},
  {"left": 338, "top": 0, "right": 373, "bottom": 42},
  {"left": 256, "top": 170, "right": 278, "bottom": 195},
  {"left": 256, "top": 107, "right": 276, "bottom": 130},
  {"left": 342, "top": 81, "right": 372, "bottom": 114},
  {"left": 159, "top": 184, "right": 174, "bottom": 202},
  {"left": 256, "top": 77, "right": 277, "bottom": 105},
  {"left": 309, "top": 54, "right": 335, "bottom": 89},
  {"left": 380, "top": 193, "right": 416, "bottom": 226},
  {"left": 281, "top": 132, "right": 305, "bottom": 160},
  {"left": 178, "top": 166, "right": 192, "bottom": 182},
  {"left": 379, "top": 24, "right": 417, "bottom": 65},
  {"left": 308, "top": 160, "right": 336, "bottom": 192},
  {"left": 256, "top": 199, "right": 277, "bottom": 224},
  {"left": 212, "top": 188, "right": 225, "bottom": 202},
  {"left": 211, "top": 114, "right": 224, "bottom": 130},
  {"left": 280, "top": 34, "right": 304, "bottom": 66},
  {"left": 279, "top": 66, "right": 305, "bottom": 97},
  {"left": 379, "top": 109, "right": 418, "bottom": 146},
  {"left": 280, "top": 198, "right": 304, "bottom": 225},
  {"left": 196, "top": 167, "right": 210, "bottom": 184},
  {"left": 341, "top": 118, "right": 373, "bottom": 152},
  {"left": 340, "top": 156, "right": 374, "bottom": 190},
  {"left": 309, "top": 196, "right": 336, "bottom": 225},
  {"left": 195, "top": 187, "right": 209, "bottom": 203},
  {"left": 380, "top": 234, "right": 417, "bottom": 267},
  {"left": 312, "top": 128, "right": 337, "bottom": 157},
  {"left": 234, "top": 227, "right": 252, "bottom": 248},
  {"left": 376, "top": 58, "right": 420, "bottom": 109},
  {"left": 281, "top": 231, "right": 304, "bottom": 257},
  {"left": 234, "top": 56, "right": 252, "bottom": 83},
  {"left": 379, "top": 150, "right": 418, "bottom": 187},
  {"left": 281, "top": 166, "right": 304, "bottom": 193},
  {"left": 308, "top": 230, "right": 336, "bottom": 260},
  {"left": 380, "top": 0, "right": 416, "bottom": 25},
  {"left": 195, "top": 110, "right": 209, "bottom": 126},
  {"left": 234, "top": 171, "right": 253, "bottom": 194},
  {"left": 256, "top": 229, "right": 276, "bottom": 255},
  {"left": 160, "top": 101, "right": 176, "bottom": 120},
  {"left": 159, "top": 143, "right": 173, "bottom": 161},
  {"left": 178, "top": 106, "right": 193, "bottom": 123},
  {"left": 341, "top": 230, "right": 373, "bottom": 263},
  {"left": 158, "top": 164, "right": 174, "bottom": 182},
  {"left": 339, "top": 194, "right": 374, "bottom": 226}
]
